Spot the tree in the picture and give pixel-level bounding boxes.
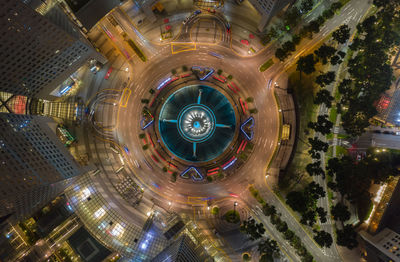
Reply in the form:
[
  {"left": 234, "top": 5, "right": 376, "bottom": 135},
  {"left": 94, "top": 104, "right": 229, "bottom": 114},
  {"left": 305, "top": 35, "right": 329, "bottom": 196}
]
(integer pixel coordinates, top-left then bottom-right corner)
[
  {"left": 242, "top": 253, "right": 251, "bottom": 261},
  {"left": 182, "top": 65, "right": 188, "bottom": 71},
  {"left": 308, "top": 114, "right": 333, "bottom": 135},
  {"left": 326, "top": 157, "right": 341, "bottom": 177},
  {"left": 331, "top": 1, "right": 343, "bottom": 11},
  {"left": 284, "top": 229, "right": 295, "bottom": 240},
  {"left": 316, "top": 207, "right": 327, "bottom": 223},
  {"left": 141, "top": 98, "right": 149, "bottom": 104},
  {"left": 336, "top": 225, "right": 358, "bottom": 249},
  {"left": 332, "top": 24, "right": 350, "bottom": 44},
  {"left": 286, "top": 191, "right": 308, "bottom": 213},
  {"left": 297, "top": 54, "right": 316, "bottom": 75},
  {"left": 314, "top": 89, "right": 334, "bottom": 107},
  {"left": 331, "top": 203, "right": 351, "bottom": 222},
  {"left": 322, "top": 9, "right": 334, "bottom": 20},
  {"left": 315, "top": 71, "right": 336, "bottom": 87},
  {"left": 275, "top": 48, "right": 289, "bottom": 61},
  {"left": 306, "top": 20, "right": 321, "bottom": 34},
  {"left": 277, "top": 221, "right": 288, "bottom": 233},
  {"left": 262, "top": 204, "right": 277, "bottom": 216},
  {"left": 330, "top": 55, "right": 343, "bottom": 65},
  {"left": 284, "top": 7, "right": 301, "bottom": 29},
  {"left": 258, "top": 238, "right": 279, "bottom": 260},
  {"left": 282, "top": 40, "right": 296, "bottom": 52},
  {"left": 308, "top": 137, "right": 329, "bottom": 152},
  {"left": 338, "top": 79, "right": 353, "bottom": 103},
  {"left": 306, "top": 181, "right": 326, "bottom": 199},
  {"left": 300, "top": 0, "right": 314, "bottom": 14},
  {"left": 314, "top": 45, "right": 337, "bottom": 64},
  {"left": 314, "top": 230, "right": 333, "bottom": 248},
  {"left": 305, "top": 161, "right": 325, "bottom": 177},
  {"left": 171, "top": 69, "right": 177, "bottom": 75},
  {"left": 240, "top": 218, "right": 266, "bottom": 240},
  {"left": 300, "top": 210, "right": 317, "bottom": 226}
]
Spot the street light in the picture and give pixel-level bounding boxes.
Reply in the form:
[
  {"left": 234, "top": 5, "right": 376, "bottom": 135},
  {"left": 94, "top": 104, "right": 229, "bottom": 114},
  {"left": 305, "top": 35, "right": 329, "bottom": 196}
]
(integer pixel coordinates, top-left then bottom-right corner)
[{"left": 233, "top": 201, "right": 238, "bottom": 217}]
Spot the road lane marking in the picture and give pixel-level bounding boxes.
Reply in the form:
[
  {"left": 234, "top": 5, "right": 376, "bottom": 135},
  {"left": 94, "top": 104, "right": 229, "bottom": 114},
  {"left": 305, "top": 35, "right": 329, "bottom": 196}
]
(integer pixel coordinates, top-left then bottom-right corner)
[
  {"left": 171, "top": 42, "right": 197, "bottom": 54},
  {"left": 119, "top": 88, "right": 131, "bottom": 108}
]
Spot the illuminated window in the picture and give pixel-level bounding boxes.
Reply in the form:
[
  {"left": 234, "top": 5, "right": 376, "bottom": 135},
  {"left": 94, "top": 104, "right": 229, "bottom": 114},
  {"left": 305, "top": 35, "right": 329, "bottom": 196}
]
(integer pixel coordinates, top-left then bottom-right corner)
[
  {"left": 81, "top": 187, "right": 90, "bottom": 199},
  {"left": 94, "top": 207, "right": 105, "bottom": 219},
  {"left": 111, "top": 223, "right": 124, "bottom": 237}
]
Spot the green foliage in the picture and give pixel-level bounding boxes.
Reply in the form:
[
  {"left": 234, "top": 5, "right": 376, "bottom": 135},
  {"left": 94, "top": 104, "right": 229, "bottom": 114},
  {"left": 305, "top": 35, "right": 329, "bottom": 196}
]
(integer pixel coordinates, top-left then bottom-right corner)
[
  {"left": 314, "top": 45, "right": 337, "bottom": 65},
  {"left": 340, "top": 2, "right": 400, "bottom": 137},
  {"left": 336, "top": 225, "right": 358, "bottom": 249},
  {"left": 296, "top": 54, "right": 316, "bottom": 74},
  {"left": 246, "top": 97, "right": 254, "bottom": 103},
  {"left": 314, "top": 230, "right": 333, "bottom": 248},
  {"left": 308, "top": 114, "right": 334, "bottom": 135},
  {"left": 331, "top": 203, "right": 350, "bottom": 222},
  {"left": 211, "top": 206, "right": 219, "bottom": 215},
  {"left": 332, "top": 24, "right": 350, "bottom": 44},
  {"left": 240, "top": 218, "right": 265, "bottom": 240},
  {"left": 249, "top": 108, "right": 258, "bottom": 114},
  {"left": 258, "top": 238, "right": 279, "bottom": 259},
  {"left": 207, "top": 176, "right": 213, "bottom": 182},
  {"left": 171, "top": 172, "right": 177, "bottom": 182},
  {"left": 182, "top": 65, "right": 188, "bottom": 71},
  {"left": 142, "top": 144, "right": 149, "bottom": 150},
  {"left": 149, "top": 89, "right": 155, "bottom": 94},
  {"left": 217, "top": 69, "right": 223, "bottom": 75},
  {"left": 224, "top": 210, "right": 240, "bottom": 223},
  {"left": 315, "top": 71, "right": 336, "bottom": 87},
  {"left": 227, "top": 75, "right": 233, "bottom": 80},
  {"left": 300, "top": 0, "right": 314, "bottom": 13},
  {"left": 162, "top": 166, "right": 168, "bottom": 172},
  {"left": 242, "top": 253, "right": 251, "bottom": 261},
  {"left": 259, "top": 59, "right": 274, "bottom": 72},
  {"left": 314, "top": 89, "right": 334, "bottom": 107},
  {"left": 141, "top": 98, "right": 149, "bottom": 104},
  {"left": 139, "top": 133, "right": 146, "bottom": 139},
  {"left": 171, "top": 69, "right": 177, "bottom": 75}
]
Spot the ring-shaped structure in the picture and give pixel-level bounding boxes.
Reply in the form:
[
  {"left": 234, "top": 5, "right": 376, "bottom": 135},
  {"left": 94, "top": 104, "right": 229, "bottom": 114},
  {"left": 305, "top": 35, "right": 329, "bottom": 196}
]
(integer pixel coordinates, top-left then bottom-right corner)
[
  {"left": 177, "top": 104, "right": 216, "bottom": 143},
  {"left": 158, "top": 85, "right": 236, "bottom": 162}
]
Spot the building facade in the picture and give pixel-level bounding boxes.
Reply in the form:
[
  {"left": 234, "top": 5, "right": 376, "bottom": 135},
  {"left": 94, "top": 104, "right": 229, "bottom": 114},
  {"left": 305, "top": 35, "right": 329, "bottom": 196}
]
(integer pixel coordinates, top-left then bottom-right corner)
[
  {"left": 151, "top": 234, "right": 211, "bottom": 262},
  {"left": 0, "top": 0, "right": 106, "bottom": 101},
  {"left": 0, "top": 113, "right": 86, "bottom": 220},
  {"left": 248, "top": 0, "right": 293, "bottom": 31},
  {"left": 360, "top": 228, "right": 400, "bottom": 262}
]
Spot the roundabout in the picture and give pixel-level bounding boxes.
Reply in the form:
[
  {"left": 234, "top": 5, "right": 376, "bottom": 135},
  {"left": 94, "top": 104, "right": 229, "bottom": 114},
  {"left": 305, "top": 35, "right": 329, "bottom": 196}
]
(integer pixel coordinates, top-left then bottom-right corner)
[
  {"left": 158, "top": 84, "right": 236, "bottom": 163},
  {"left": 70, "top": 9, "right": 284, "bottom": 261}
]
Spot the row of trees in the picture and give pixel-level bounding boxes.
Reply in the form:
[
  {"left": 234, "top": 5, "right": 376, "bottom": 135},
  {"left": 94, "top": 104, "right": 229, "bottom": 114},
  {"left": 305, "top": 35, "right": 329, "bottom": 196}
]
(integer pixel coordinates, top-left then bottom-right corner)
[
  {"left": 246, "top": 186, "right": 314, "bottom": 261},
  {"left": 338, "top": 0, "right": 400, "bottom": 136},
  {"left": 275, "top": 1, "right": 345, "bottom": 61},
  {"left": 240, "top": 218, "right": 280, "bottom": 261},
  {"left": 284, "top": 22, "right": 355, "bottom": 250},
  {"left": 262, "top": 203, "right": 314, "bottom": 261}
]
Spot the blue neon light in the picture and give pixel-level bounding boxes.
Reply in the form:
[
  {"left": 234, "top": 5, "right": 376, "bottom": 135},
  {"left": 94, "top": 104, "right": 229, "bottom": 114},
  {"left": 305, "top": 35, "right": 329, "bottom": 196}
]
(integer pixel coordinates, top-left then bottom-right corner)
[
  {"left": 180, "top": 166, "right": 204, "bottom": 181},
  {"left": 240, "top": 117, "right": 255, "bottom": 140},
  {"left": 223, "top": 157, "right": 237, "bottom": 170},
  {"left": 192, "top": 66, "right": 214, "bottom": 81},
  {"left": 60, "top": 85, "right": 72, "bottom": 95},
  {"left": 140, "top": 118, "right": 154, "bottom": 130},
  {"left": 157, "top": 77, "right": 171, "bottom": 90}
]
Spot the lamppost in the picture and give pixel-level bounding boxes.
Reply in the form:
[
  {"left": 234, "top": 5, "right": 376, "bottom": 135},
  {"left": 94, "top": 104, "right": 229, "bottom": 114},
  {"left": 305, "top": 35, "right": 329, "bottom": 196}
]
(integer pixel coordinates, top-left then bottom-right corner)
[{"left": 232, "top": 201, "right": 238, "bottom": 221}]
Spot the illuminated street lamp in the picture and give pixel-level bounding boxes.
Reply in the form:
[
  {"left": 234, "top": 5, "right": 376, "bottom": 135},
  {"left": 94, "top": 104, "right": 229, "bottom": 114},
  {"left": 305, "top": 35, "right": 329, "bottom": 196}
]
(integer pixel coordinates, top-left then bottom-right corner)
[{"left": 232, "top": 201, "right": 238, "bottom": 220}]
